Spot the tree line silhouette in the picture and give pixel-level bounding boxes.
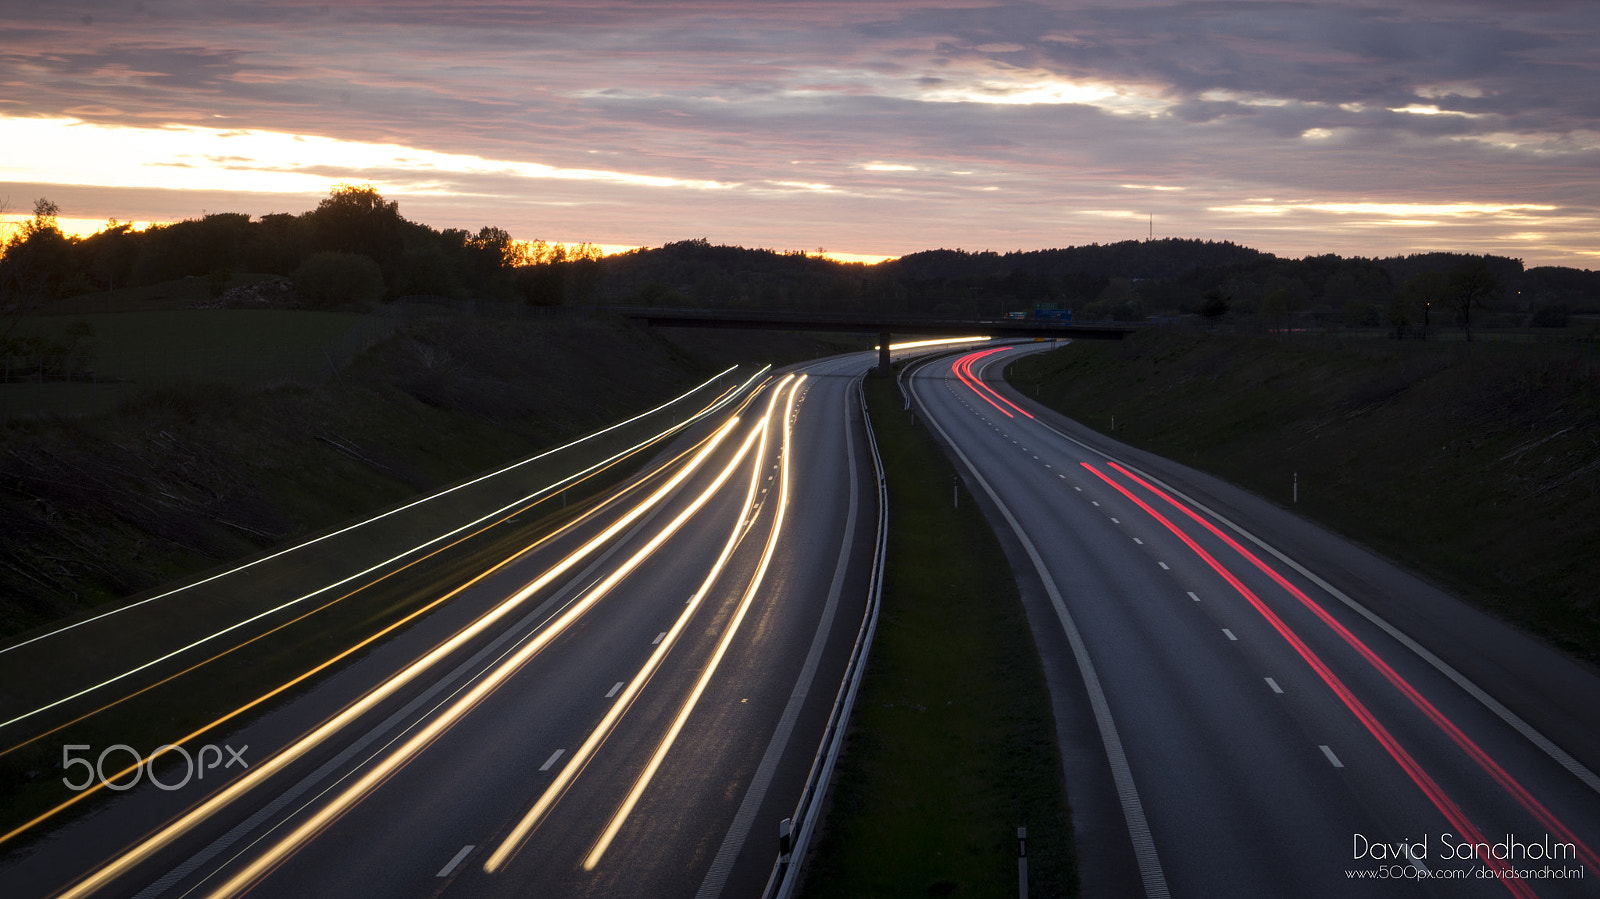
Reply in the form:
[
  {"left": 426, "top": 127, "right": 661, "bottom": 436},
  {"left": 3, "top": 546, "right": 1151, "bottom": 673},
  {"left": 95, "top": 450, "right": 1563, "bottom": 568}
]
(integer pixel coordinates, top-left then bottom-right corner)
[
  {"left": 0, "top": 185, "right": 602, "bottom": 311},
  {"left": 3, "top": 185, "right": 1595, "bottom": 334}
]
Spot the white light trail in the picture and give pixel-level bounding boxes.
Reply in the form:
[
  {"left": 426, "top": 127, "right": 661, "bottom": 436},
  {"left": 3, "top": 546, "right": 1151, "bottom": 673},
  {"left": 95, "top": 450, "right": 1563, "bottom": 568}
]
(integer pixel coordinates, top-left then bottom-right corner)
[
  {"left": 484, "top": 375, "right": 800, "bottom": 873},
  {"left": 0, "top": 366, "right": 761, "bottom": 736},
  {"left": 56, "top": 416, "right": 744, "bottom": 899},
  {"left": 583, "top": 375, "right": 803, "bottom": 870}
]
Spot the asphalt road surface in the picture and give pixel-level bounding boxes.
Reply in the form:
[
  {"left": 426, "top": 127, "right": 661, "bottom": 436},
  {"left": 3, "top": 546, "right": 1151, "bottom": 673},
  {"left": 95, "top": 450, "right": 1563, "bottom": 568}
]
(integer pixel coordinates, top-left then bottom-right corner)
[
  {"left": 9, "top": 339, "right": 1597, "bottom": 899},
  {"left": 908, "top": 343, "right": 1600, "bottom": 898},
  {"left": 0, "top": 353, "right": 881, "bottom": 898}
]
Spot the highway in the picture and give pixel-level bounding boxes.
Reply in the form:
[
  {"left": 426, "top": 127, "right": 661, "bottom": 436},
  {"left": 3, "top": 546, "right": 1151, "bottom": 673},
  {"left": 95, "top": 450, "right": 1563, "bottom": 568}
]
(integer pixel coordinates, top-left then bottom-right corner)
[
  {"left": 0, "top": 352, "right": 885, "bottom": 898},
  {"left": 9, "top": 337, "right": 1598, "bottom": 899},
  {"left": 908, "top": 344, "right": 1600, "bottom": 897}
]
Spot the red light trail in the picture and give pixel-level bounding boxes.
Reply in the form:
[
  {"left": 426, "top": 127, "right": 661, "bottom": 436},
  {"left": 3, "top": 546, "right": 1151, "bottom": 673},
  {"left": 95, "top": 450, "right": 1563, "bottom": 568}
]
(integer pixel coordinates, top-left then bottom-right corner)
[
  {"left": 953, "top": 348, "right": 1034, "bottom": 420},
  {"left": 1083, "top": 461, "right": 1541, "bottom": 898}
]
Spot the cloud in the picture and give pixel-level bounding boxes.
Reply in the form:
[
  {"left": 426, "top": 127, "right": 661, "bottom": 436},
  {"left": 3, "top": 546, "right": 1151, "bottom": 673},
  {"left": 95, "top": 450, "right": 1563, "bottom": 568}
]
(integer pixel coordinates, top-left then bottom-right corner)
[{"left": 0, "top": 1, "right": 1595, "bottom": 265}]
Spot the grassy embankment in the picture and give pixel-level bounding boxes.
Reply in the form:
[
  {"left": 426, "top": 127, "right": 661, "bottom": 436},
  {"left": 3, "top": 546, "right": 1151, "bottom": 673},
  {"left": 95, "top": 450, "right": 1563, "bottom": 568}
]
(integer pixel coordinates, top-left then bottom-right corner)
[
  {"left": 2, "top": 307, "right": 367, "bottom": 417},
  {"left": 802, "top": 375, "right": 1075, "bottom": 898},
  {"left": 1008, "top": 328, "right": 1600, "bottom": 663},
  {"left": 0, "top": 293, "right": 848, "bottom": 844}
]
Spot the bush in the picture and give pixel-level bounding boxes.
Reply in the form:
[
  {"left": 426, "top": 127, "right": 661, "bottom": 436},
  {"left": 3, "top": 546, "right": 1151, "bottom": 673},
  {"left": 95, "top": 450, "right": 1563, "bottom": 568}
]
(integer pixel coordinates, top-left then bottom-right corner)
[
  {"left": 1531, "top": 303, "right": 1571, "bottom": 328},
  {"left": 293, "top": 251, "right": 385, "bottom": 308}
]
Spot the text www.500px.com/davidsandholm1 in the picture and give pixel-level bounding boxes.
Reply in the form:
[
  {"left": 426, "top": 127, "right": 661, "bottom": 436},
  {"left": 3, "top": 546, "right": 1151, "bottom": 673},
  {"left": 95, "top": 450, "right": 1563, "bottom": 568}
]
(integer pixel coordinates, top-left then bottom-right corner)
[{"left": 1345, "top": 832, "right": 1584, "bottom": 883}]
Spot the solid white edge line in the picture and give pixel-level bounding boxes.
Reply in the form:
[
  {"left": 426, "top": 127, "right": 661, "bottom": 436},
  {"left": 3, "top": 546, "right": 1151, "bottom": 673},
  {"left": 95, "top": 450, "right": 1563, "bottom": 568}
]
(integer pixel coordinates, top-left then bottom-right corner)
[
  {"left": 436, "top": 845, "right": 475, "bottom": 878},
  {"left": 991, "top": 347, "right": 1600, "bottom": 798},
  {"left": 768, "top": 370, "right": 890, "bottom": 899},
  {"left": 0, "top": 365, "right": 747, "bottom": 658},
  {"left": 697, "top": 366, "right": 861, "bottom": 899},
  {"left": 0, "top": 367, "right": 770, "bottom": 734},
  {"left": 130, "top": 520, "right": 660, "bottom": 899},
  {"left": 910, "top": 360, "right": 1171, "bottom": 899}
]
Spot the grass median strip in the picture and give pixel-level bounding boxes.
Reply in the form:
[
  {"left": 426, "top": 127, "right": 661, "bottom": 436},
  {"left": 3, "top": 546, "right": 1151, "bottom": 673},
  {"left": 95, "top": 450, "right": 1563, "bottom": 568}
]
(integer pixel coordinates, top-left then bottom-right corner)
[{"left": 802, "top": 374, "right": 1075, "bottom": 898}]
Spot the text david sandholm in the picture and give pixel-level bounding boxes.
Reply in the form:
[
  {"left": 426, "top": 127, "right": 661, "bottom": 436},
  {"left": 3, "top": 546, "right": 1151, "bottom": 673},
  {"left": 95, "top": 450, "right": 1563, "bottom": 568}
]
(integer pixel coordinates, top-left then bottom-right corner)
[{"left": 1354, "top": 832, "right": 1577, "bottom": 862}]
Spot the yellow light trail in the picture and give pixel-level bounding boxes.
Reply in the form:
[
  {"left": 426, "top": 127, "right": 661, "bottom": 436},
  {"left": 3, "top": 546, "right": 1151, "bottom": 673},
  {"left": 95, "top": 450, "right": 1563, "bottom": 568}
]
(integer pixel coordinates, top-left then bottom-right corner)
[
  {"left": 0, "top": 408, "right": 746, "bottom": 851},
  {"left": 56, "top": 416, "right": 743, "bottom": 899},
  {"left": 482, "top": 375, "right": 800, "bottom": 874},
  {"left": 0, "top": 366, "right": 762, "bottom": 738},
  {"left": 210, "top": 400, "right": 780, "bottom": 896},
  {"left": 875, "top": 336, "right": 992, "bottom": 351},
  {"left": 583, "top": 374, "right": 803, "bottom": 871}
]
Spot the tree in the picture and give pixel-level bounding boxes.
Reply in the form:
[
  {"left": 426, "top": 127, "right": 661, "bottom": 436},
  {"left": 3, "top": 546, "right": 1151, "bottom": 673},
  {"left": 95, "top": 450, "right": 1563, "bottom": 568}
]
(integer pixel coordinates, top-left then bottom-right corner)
[
  {"left": 1531, "top": 303, "right": 1571, "bottom": 328},
  {"left": 1448, "top": 258, "right": 1502, "bottom": 342},
  {"left": 1261, "top": 288, "right": 1291, "bottom": 333},
  {"left": 465, "top": 226, "right": 522, "bottom": 274},
  {"left": 1398, "top": 271, "right": 1449, "bottom": 340},
  {"left": 305, "top": 183, "right": 405, "bottom": 267},
  {"left": 82, "top": 219, "right": 139, "bottom": 290},
  {"left": 0, "top": 198, "right": 75, "bottom": 304},
  {"left": 293, "top": 251, "right": 385, "bottom": 308},
  {"left": 1199, "top": 287, "right": 1230, "bottom": 327}
]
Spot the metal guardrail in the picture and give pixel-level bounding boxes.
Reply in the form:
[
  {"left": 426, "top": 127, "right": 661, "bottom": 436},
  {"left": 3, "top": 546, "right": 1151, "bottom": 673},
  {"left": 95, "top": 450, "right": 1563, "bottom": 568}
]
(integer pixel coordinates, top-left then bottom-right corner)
[
  {"left": 0, "top": 365, "right": 766, "bottom": 739},
  {"left": 763, "top": 374, "right": 890, "bottom": 898}
]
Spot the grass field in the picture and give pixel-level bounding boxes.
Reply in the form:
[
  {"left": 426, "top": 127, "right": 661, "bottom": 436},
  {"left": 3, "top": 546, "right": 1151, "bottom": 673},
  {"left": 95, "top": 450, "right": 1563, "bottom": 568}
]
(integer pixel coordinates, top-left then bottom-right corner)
[
  {"left": 2, "top": 309, "right": 370, "bottom": 418},
  {"left": 0, "top": 312, "right": 757, "bottom": 846},
  {"left": 1008, "top": 328, "right": 1600, "bottom": 663},
  {"left": 0, "top": 293, "right": 858, "bottom": 847},
  {"left": 801, "top": 374, "right": 1075, "bottom": 898}
]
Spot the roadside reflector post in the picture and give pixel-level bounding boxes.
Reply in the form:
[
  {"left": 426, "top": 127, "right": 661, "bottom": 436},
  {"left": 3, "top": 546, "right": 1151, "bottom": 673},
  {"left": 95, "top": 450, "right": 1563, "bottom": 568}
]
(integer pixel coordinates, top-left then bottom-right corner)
[
  {"left": 778, "top": 816, "right": 793, "bottom": 860},
  {"left": 1293, "top": 471, "right": 1298, "bottom": 504},
  {"left": 1018, "top": 826, "right": 1028, "bottom": 898}
]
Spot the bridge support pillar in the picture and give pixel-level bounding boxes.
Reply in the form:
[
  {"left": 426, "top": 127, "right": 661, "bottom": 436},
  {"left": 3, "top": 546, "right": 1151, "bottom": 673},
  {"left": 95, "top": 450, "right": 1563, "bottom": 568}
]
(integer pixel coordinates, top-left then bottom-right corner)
[{"left": 878, "top": 332, "right": 891, "bottom": 376}]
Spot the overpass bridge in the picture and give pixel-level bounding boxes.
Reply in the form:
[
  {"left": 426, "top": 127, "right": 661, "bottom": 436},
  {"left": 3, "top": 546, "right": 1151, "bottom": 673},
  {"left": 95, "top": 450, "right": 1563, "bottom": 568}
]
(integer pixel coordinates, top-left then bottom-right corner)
[{"left": 608, "top": 306, "right": 1135, "bottom": 372}]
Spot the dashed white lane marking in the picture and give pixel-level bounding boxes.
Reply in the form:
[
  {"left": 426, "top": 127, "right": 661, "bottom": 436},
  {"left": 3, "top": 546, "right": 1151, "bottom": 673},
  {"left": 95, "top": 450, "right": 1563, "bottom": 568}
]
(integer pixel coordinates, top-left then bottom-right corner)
[
  {"left": 1222, "top": 628, "right": 1238, "bottom": 641},
  {"left": 1092, "top": 501, "right": 1100, "bottom": 507},
  {"left": 540, "top": 749, "right": 565, "bottom": 771},
  {"left": 436, "top": 845, "right": 475, "bottom": 878},
  {"left": 1320, "top": 745, "right": 1345, "bottom": 768},
  {"left": 1158, "top": 562, "right": 1170, "bottom": 570},
  {"left": 1265, "top": 677, "right": 1284, "bottom": 694},
  {"left": 1133, "top": 537, "right": 1144, "bottom": 545},
  {"left": 1187, "top": 591, "right": 1201, "bottom": 602},
  {"left": 606, "top": 681, "right": 624, "bottom": 698},
  {"left": 1110, "top": 517, "right": 1120, "bottom": 524},
  {"left": 912, "top": 381, "right": 1172, "bottom": 899},
  {"left": 652, "top": 631, "right": 666, "bottom": 645},
  {"left": 1073, "top": 485, "right": 1081, "bottom": 491}
]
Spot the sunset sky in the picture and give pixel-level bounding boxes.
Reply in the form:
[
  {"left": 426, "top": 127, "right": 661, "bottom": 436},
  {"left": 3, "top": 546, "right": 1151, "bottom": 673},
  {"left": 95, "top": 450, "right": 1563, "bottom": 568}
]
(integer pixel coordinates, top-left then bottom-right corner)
[{"left": 2, "top": 1, "right": 1596, "bottom": 267}]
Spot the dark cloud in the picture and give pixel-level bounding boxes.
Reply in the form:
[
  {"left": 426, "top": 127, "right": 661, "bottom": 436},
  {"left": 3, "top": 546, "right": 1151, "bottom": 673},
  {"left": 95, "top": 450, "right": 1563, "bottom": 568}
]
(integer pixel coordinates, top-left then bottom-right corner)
[{"left": 1, "top": 1, "right": 1595, "bottom": 264}]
